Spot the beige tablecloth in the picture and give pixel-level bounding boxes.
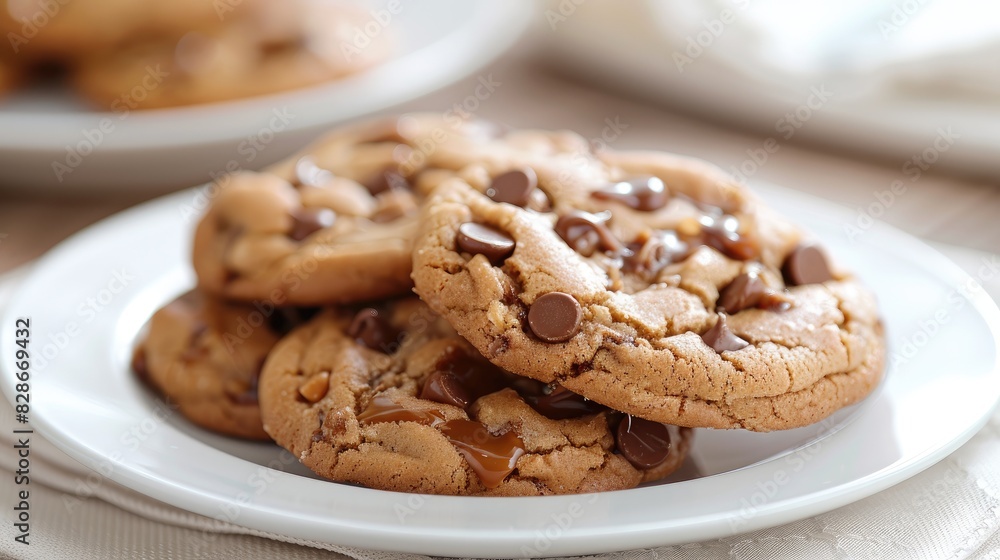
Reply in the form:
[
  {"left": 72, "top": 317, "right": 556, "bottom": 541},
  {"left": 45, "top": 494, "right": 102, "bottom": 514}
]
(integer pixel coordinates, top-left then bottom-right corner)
[{"left": 0, "top": 242, "right": 999, "bottom": 559}]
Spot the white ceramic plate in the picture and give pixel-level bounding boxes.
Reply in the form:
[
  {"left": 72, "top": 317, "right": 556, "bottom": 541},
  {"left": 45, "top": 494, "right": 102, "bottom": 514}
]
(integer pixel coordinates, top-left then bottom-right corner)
[
  {"left": 0, "top": 0, "right": 533, "bottom": 192},
  {"left": 2, "top": 184, "right": 999, "bottom": 558}
]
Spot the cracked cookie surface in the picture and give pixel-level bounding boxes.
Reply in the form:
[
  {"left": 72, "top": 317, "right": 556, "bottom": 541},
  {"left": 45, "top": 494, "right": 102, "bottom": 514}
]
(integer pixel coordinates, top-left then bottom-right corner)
[
  {"left": 258, "top": 298, "right": 691, "bottom": 495},
  {"left": 132, "top": 290, "right": 314, "bottom": 439},
  {"left": 411, "top": 137, "right": 885, "bottom": 432},
  {"left": 192, "top": 114, "right": 510, "bottom": 305},
  {"left": 193, "top": 122, "right": 421, "bottom": 305}
]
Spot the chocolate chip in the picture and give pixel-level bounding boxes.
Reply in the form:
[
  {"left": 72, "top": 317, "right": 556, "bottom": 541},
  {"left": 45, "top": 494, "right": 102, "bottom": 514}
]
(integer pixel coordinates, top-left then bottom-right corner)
[
  {"left": 293, "top": 156, "right": 332, "bottom": 188},
  {"left": 506, "top": 375, "right": 547, "bottom": 397},
  {"left": 528, "top": 292, "right": 582, "bottom": 343},
  {"left": 427, "top": 348, "right": 510, "bottom": 407},
  {"left": 622, "top": 231, "right": 686, "bottom": 276},
  {"left": 456, "top": 223, "right": 515, "bottom": 264},
  {"left": 554, "top": 210, "right": 625, "bottom": 257},
  {"left": 782, "top": 244, "right": 833, "bottom": 286},
  {"left": 718, "top": 271, "right": 768, "bottom": 314},
  {"left": 289, "top": 207, "right": 336, "bottom": 241},
  {"left": 364, "top": 169, "right": 409, "bottom": 195},
  {"left": 488, "top": 168, "right": 537, "bottom": 207},
  {"left": 615, "top": 415, "right": 672, "bottom": 469},
  {"left": 688, "top": 214, "right": 759, "bottom": 261},
  {"left": 718, "top": 271, "right": 793, "bottom": 313},
  {"left": 440, "top": 419, "right": 525, "bottom": 489},
  {"left": 348, "top": 308, "right": 400, "bottom": 353},
  {"left": 525, "top": 384, "right": 605, "bottom": 420},
  {"left": 705, "top": 230, "right": 759, "bottom": 261},
  {"left": 420, "top": 370, "right": 472, "bottom": 409},
  {"left": 701, "top": 313, "right": 749, "bottom": 353},
  {"left": 592, "top": 176, "right": 669, "bottom": 211}
]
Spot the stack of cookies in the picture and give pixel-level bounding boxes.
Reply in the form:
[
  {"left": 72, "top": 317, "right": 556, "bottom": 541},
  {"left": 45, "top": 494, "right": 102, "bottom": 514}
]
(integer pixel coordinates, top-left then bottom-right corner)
[
  {"left": 133, "top": 114, "right": 885, "bottom": 496},
  {"left": 0, "top": 0, "right": 388, "bottom": 108}
]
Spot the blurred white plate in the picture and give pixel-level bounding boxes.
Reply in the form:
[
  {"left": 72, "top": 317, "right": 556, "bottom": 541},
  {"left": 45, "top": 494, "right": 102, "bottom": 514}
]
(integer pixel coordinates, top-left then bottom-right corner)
[
  {"left": 1, "top": 183, "right": 999, "bottom": 557},
  {"left": 0, "top": 0, "right": 533, "bottom": 192}
]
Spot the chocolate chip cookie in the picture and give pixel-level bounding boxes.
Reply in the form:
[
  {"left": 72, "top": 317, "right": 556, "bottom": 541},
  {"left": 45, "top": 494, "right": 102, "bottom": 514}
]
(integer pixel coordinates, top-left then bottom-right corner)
[
  {"left": 411, "top": 144, "right": 885, "bottom": 432},
  {"left": 71, "top": 0, "right": 389, "bottom": 109},
  {"left": 191, "top": 115, "right": 503, "bottom": 306},
  {"left": 0, "top": 0, "right": 225, "bottom": 62},
  {"left": 258, "top": 299, "right": 692, "bottom": 495},
  {"left": 132, "top": 290, "right": 316, "bottom": 439}
]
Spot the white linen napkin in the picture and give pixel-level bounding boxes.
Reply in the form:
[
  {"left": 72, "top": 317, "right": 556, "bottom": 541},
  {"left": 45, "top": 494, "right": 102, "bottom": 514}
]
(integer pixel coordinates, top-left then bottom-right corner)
[
  {"left": 645, "top": 0, "right": 1000, "bottom": 99},
  {"left": 540, "top": 0, "right": 1000, "bottom": 181},
  {"left": 2, "top": 244, "right": 1000, "bottom": 559}
]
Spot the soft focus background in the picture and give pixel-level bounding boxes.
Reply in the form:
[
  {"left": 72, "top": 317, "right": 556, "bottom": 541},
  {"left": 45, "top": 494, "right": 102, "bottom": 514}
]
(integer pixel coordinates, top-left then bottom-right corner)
[{"left": 1, "top": 1, "right": 1000, "bottom": 559}]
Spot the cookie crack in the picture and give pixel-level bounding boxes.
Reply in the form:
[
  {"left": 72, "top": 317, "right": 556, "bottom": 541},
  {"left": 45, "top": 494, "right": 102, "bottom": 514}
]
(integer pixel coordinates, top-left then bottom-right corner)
[
  {"left": 425, "top": 259, "right": 465, "bottom": 278},
  {"left": 509, "top": 444, "right": 612, "bottom": 493},
  {"left": 703, "top": 350, "right": 880, "bottom": 430},
  {"left": 822, "top": 282, "right": 861, "bottom": 336},
  {"left": 558, "top": 345, "right": 605, "bottom": 382},
  {"left": 524, "top": 437, "right": 607, "bottom": 456},
  {"left": 591, "top": 290, "right": 693, "bottom": 340}
]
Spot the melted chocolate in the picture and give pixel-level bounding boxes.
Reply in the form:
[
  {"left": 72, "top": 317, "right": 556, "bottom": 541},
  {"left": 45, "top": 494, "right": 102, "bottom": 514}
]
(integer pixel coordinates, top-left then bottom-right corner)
[
  {"left": 356, "top": 394, "right": 446, "bottom": 426},
  {"left": 417, "top": 348, "right": 601, "bottom": 420},
  {"left": 718, "top": 270, "right": 791, "bottom": 314},
  {"left": 554, "top": 211, "right": 627, "bottom": 257},
  {"left": 348, "top": 308, "right": 402, "bottom": 353},
  {"left": 622, "top": 231, "right": 687, "bottom": 277},
  {"left": 592, "top": 176, "right": 669, "bottom": 211},
  {"left": 420, "top": 370, "right": 472, "bottom": 408},
  {"left": 523, "top": 384, "right": 606, "bottom": 420},
  {"left": 701, "top": 313, "right": 749, "bottom": 353},
  {"left": 684, "top": 214, "right": 760, "bottom": 261},
  {"left": 440, "top": 419, "right": 525, "bottom": 489}
]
